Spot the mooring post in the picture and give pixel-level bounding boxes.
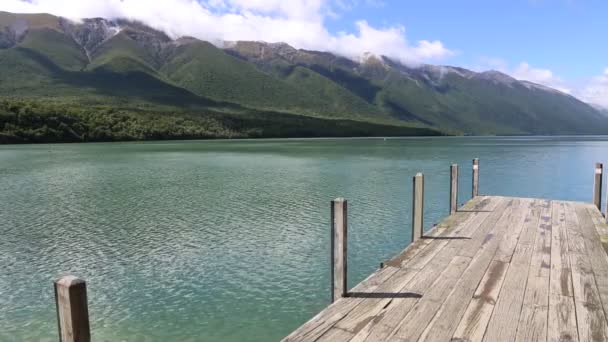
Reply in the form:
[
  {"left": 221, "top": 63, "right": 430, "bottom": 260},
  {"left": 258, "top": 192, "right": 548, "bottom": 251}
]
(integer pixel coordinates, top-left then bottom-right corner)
[
  {"left": 605, "top": 191, "right": 608, "bottom": 220},
  {"left": 450, "top": 164, "right": 459, "bottom": 215},
  {"left": 54, "top": 275, "right": 90, "bottom": 342},
  {"left": 331, "top": 198, "right": 347, "bottom": 303},
  {"left": 412, "top": 173, "right": 424, "bottom": 242},
  {"left": 472, "top": 158, "right": 479, "bottom": 197},
  {"left": 594, "top": 163, "right": 603, "bottom": 211}
]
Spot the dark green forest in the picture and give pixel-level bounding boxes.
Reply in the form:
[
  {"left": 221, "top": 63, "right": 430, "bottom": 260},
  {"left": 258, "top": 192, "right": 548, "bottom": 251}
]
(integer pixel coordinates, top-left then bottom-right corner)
[{"left": 0, "top": 99, "right": 440, "bottom": 144}]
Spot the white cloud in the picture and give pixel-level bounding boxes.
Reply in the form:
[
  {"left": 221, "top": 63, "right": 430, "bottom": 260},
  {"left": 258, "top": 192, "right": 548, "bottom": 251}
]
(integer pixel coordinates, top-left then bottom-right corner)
[
  {"left": 579, "top": 68, "right": 608, "bottom": 108},
  {"left": 332, "top": 21, "right": 453, "bottom": 64},
  {"left": 504, "top": 63, "right": 608, "bottom": 108},
  {"left": 477, "top": 58, "right": 571, "bottom": 93},
  {"left": 0, "top": 0, "right": 454, "bottom": 65},
  {"left": 477, "top": 58, "right": 608, "bottom": 108},
  {"left": 511, "top": 62, "right": 571, "bottom": 94}
]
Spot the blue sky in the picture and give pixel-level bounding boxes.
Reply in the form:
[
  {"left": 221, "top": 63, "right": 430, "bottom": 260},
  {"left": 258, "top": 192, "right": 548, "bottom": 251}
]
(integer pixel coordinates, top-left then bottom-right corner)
[
  {"left": 2, "top": 0, "right": 607, "bottom": 106},
  {"left": 327, "top": 0, "right": 606, "bottom": 80}
]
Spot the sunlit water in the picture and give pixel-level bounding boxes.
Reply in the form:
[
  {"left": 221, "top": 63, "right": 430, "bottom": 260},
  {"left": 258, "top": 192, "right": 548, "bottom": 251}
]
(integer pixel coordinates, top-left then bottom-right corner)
[{"left": 1, "top": 136, "right": 607, "bottom": 341}]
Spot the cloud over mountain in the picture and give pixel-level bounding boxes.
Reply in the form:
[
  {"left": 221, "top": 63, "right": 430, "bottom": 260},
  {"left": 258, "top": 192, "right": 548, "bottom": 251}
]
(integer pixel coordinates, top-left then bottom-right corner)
[
  {"left": 0, "top": 0, "right": 454, "bottom": 64},
  {"left": 3, "top": 0, "right": 604, "bottom": 108},
  {"left": 579, "top": 68, "right": 608, "bottom": 108}
]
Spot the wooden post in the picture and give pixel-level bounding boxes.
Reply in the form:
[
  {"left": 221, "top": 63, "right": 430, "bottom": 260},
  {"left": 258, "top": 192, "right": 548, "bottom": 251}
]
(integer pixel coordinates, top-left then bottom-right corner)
[
  {"left": 412, "top": 173, "right": 424, "bottom": 242},
  {"left": 605, "top": 187, "right": 608, "bottom": 221},
  {"left": 54, "top": 275, "right": 90, "bottom": 342},
  {"left": 594, "top": 163, "right": 603, "bottom": 210},
  {"left": 331, "top": 198, "right": 347, "bottom": 303},
  {"left": 450, "top": 164, "right": 459, "bottom": 215},
  {"left": 472, "top": 158, "right": 479, "bottom": 197}
]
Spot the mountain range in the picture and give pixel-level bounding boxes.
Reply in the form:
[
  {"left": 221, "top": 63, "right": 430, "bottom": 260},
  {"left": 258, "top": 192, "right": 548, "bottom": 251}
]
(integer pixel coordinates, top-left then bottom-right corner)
[{"left": 0, "top": 11, "right": 606, "bottom": 143}]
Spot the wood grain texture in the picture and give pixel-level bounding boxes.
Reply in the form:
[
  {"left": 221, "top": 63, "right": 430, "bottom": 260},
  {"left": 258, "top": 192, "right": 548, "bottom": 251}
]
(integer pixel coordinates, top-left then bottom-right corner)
[
  {"left": 482, "top": 200, "right": 540, "bottom": 342},
  {"left": 452, "top": 260, "right": 509, "bottom": 342},
  {"left": 412, "top": 173, "right": 424, "bottom": 242},
  {"left": 548, "top": 202, "right": 578, "bottom": 342},
  {"left": 54, "top": 275, "right": 90, "bottom": 342},
  {"left": 594, "top": 163, "right": 603, "bottom": 210},
  {"left": 332, "top": 198, "right": 347, "bottom": 303},
  {"left": 282, "top": 266, "right": 400, "bottom": 341},
  {"left": 419, "top": 200, "right": 534, "bottom": 342},
  {"left": 450, "top": 164, "right": 459, "bottom": 215},
  {"left": 451, "top": 199, "right": 539, "bottom": 342},
  {"left": 515, "top": 200, "right": 552, "bottom": 342},
  {"left": 472, "top": 158, "right": 479, "bottom": 197},
  {"left": 390, "top": 256, "right": 473, "bottom": 342},
  {"left": 587, "top": 205, "right": 608, "bottom": 254},
  {"left": 569, "top": 203, "right": 608, "bottom": 341}
]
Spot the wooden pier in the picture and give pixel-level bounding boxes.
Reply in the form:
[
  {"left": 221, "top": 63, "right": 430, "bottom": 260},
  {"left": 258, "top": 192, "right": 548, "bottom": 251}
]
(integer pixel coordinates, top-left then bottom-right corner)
[{"left": 284, "top": 162, "right": 608, "bottom": 342}]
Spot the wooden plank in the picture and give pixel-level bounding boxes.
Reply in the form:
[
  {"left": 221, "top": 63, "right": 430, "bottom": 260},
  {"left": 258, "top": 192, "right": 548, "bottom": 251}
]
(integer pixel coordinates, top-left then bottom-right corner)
[
  {"left": 318, "top": 268, "right": 420, "bottom": 342},
  {"left": 569, "top": 253, "right": 608, "bottom": 341},
  {"left": 482, "top": 200, "right": 545, "bottom": 342},
  {"left": 515, "top": 200, "right": 552, "bottom": 342},
  {"left": 330, "top": 269, "right": 419, "bottom": 335},
  {"left": 388, "top": 256, "right": 473, "bottom": 341},
  {"left": 587, "top": 204, "right": 608, "bottom": 235},
  {"left": 460, "top": 198, "right": 528, "bottom": 259},
  {"left": 358, "top": 263, "right": 451, "bottom": 341},
  {"left": 386, "top": 196, "right": 499, "bottom": 270},
  {"left": 451, "top": 260, "right": 510, "bottom": 342},
  {"left": 482, "top": 263, "right": 530, "bottom": 341},
  {"left": 550, "top": 202, "right": 573, "bottom": 297},
  {"left": 586, "top": 205, "right": 608, "bottom": 255},
  {"left": 418, "top": 199, "right": 536, "bottom": 342},
  {"left": 404, "top": 198, "right": 500, "bottom": 271},
  {"left": 527, "top": 200, "right": 553, "bottom": 278},
  {"left": 315, "top": 327, "right": 355, "bottom": 342},
  {"left": 344, "top": 197, "right": 506, "bottom": 341},
  {"left": 410, "top": 197, "right": 512, "bottom": 293},
  {"left": 437, "top": 196, "right": 495, "bottom": 229},
  {"left": 392, "top": 199, "right": 531, "bottom": 342},
  {"left": 357, "top": 254, "right": 465, "bottom": 341},
  {"left": 566, "top": 202, "right": 608, "bottom": 341},
  {"left": 356, "top": 198, "right": 511, "bottom": 341},
  {"left": 584, "top": 205, "right": 608, "bottom": 319},
  {"left": 449, "top": 200, "right": 540, "bottom": 342},
  {"left": 549, "top": 294, "right": 579, "bottom": 342},
  {"left": 493, "top": 199, "right": 543, "bottom": 263},
  {"left": 515, "top": 278, "right": 549, "bottom": 342},
  {"left": 564, "top": 203, "right": 587, "bottom": 255},
  {"left": 282, "top": 265, "right": 399, "bottom": 341},
  {"left": 548, "top": 201, "right": 578, "bottom": 342}
]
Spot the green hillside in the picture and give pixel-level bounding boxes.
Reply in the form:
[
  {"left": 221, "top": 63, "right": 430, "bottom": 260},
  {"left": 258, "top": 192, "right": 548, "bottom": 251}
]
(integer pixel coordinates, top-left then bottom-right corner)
[
  {"left": 226, "top": 43, "right": 608, "bottom": 135},
  {"left": 0, "top": 11, "right": 606, "bottom": 143}
]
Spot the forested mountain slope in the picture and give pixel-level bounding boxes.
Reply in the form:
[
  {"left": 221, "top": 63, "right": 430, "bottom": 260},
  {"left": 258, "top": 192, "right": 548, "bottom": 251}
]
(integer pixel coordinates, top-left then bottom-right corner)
[{"left": 0, "top": 11, "right": 605, "bottom": 143}]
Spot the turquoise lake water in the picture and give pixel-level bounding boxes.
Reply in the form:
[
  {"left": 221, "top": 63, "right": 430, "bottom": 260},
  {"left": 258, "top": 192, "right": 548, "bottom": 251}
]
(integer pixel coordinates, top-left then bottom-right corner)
[{"left": 1, "top": 136, "right": 607, "bottom": 341}]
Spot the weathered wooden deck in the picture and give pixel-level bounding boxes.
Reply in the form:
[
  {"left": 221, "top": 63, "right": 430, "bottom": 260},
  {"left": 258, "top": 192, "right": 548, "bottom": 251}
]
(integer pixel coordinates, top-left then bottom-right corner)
[{"left": 284, "top": 195, "right": 608, "bottom": 341}]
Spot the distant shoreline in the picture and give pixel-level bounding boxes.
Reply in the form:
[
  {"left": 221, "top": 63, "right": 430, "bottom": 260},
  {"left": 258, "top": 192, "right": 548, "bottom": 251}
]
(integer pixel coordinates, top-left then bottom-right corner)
[{"left": 4, "top": 134, "right": 608, "bottom": 147}]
